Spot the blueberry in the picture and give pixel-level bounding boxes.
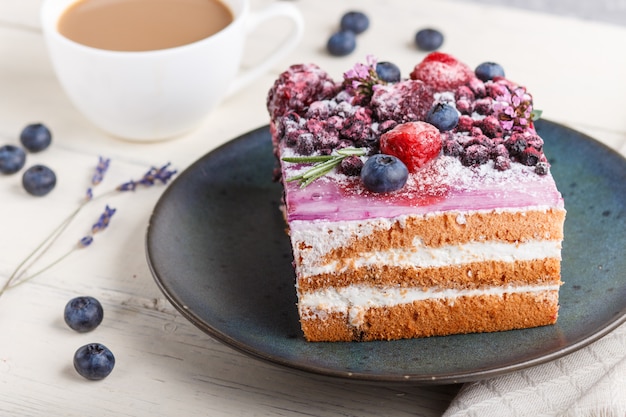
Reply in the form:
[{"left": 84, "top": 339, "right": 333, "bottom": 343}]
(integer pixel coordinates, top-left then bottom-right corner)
[
  {"left": 73, "top": 343, "right": 115, "bottom": 380},
  {"left": 64, "top": 296, "right": 104, "bottom": 333},
  {"left": 22, "top": 164, "right": 57, "bottom": 196},
  {"left": 427, "top": 103, "right": 460, "bottom": 132},
  {"left": 327, "top": 30, "right": 356, "bottom": 56},
  {"left": 0, "top": 144, "right": 26, "bottom": 174},
  {"left": 375, "top": 61, "right": 401, "bottom": 83},
  {"left": 475, "top": 62, "right": 505, "bottom": 82},
  {"left": 361, "top": 154, "right": 408, "bottom": 193},
  {"left": 340, "top": 11, "right": 370, "bottom": 34},
  {"left": 415, "top": 28, "right": 444, "bottom": 51},
  {"left": 20, "top": 123, "right": 52, "bottom": 153}
]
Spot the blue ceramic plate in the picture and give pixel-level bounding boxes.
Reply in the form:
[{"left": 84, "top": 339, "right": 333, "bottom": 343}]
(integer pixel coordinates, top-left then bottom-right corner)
[{"left": 146, "top": 120, "right": 626, "bottom": 384}]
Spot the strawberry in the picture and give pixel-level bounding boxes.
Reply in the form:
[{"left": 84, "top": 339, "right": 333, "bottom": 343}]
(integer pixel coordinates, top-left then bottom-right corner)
[
  {"left": 410, "top": 52, "right": 474, "bottom": 92},
  {"left": 379, "top": 121, "right": 442, "bottom": 172}
]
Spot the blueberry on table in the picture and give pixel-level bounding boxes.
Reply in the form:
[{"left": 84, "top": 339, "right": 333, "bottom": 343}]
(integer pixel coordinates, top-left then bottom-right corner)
[
  {"left": 22, "top": 164, "right": 57, "bottom": 196},
  {"left": 361, "top": 154, "right": 408, "bottom": 193},
  {"left": 64, "top": 296, "right": 104, "bottom": 332},
  {"left": 73, "top": 343, "right": 115, "bottom": 380},
  {"left": 415, "top": 28, "right": 444, "bottom": 51},
  {"left": 475, "top": 62, "right": 506, "bottom": 81},
  {"left": 327, "top": 30, "right": 357, "bottom": 56},
  {"left": 0, "top": 144, "right": 26, "bottom": 174},
  {"left": 20, "top": 123, "right": 52, "bottom": 153},
  {"left": 340, "top": 11, "right": 370, "bottom": 34},
  {"left": 375, "top": 61, "right": 401, "bottom": 83},
  {"left": 426, "top": 103, "right": 460, "bottom": 132}
]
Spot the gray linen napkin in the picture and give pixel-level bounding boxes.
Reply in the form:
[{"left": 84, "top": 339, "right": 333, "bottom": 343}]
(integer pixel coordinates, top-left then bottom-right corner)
[{"left": 443, "top": 322, "right": 626, "bottom": 417}]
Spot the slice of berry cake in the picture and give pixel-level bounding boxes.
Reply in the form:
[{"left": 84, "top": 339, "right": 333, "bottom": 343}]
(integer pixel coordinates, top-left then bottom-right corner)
[{"left": 267, "top": 53, "right": 566, "bottom": 342}]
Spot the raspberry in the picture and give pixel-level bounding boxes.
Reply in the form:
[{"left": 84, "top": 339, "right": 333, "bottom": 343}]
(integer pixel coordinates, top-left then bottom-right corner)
[
  {"left": 461, "top": 144, "right": 490, "bottom": 166},
  {"left": 486, "top": 82, "right": 509, "bottom": 99},
  {"left": 455, "top": 99, "right": 472, "bottom": 115},
  {"left": 491, "top": 143, "right": 509, "bottom": 159},
  {"left": 379, "top": 121, "right": 442, "bottom": 172},
  {"left": 326, "top": 115, "right": 344, "bottom": 131},
  {"left": 518, "top": 147, "right": 542, "bottom": 166},
  {"left": 284, "top": 128, "right": 304, "bottom": 146},
  {"left": 340, "top": 155, "right": 364, "bottom": 176},
  {"left": 337, "top": 139, "right": 356, "bottom": 149},
  {"left": 306, "top": 118, "right": 325, "bottom": 137},
  {"left": 456, "top": 115, "right": 474, "bottom": 132},
  {"left": 410, "top": 52, "right": 474, "bottom": 91},
  {"left": 455, "top": 85, "right": 475, "bottom": 102},
  {"left": 442, "top": 136, "right": 463, "bottom": 157},
  {"left": 305, "top": 101, "right": 332, "bottom": 119},
  {"left": 505, "top": 133, "right": 528, "bottom": 156},
  {"left": 371, "top": 80, "right": 435, "bottom": 123},
  {"left": 267, "top": 64, "right": 338, "bottom": 119},
  {"left": 377, "top": 120, "right": 398, "bottom": 134},
  {"left": 472, "top": 98, "right": 493, "bottom": 115},
  {"left": 462, "top": 134, "right": 493, "bottom": 152},
  {"left": 295, "top": 133, "right": 315, "bottom": 155},
  {"left": 476, "top": 115, "right": 503, "bottom": 138},
  {"left": 468, "top": 77, "right": 486, "bottom": 98},
  {"left": 315, "top": 130, "right": 340, "bottom": 151},
  {"left": 470, "top": 126, "right": 483, "bottom": 137},
  {"left": 535, "top": 161, "right": 550, "bottom": 175},
  {"left": 494, "top": 155, "right": 511, "bottom": 171},
  {"left": 340, "top": 107, "right": 373, "bottom": 145},
  {"left": 525, "top": 134, "right": 544, "bottom": 150}
]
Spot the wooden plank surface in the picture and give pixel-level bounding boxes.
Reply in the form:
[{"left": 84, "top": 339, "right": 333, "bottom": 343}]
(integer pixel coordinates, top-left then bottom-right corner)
[{"left": 1, "top": 1, "right": 625, "bottom": 416}]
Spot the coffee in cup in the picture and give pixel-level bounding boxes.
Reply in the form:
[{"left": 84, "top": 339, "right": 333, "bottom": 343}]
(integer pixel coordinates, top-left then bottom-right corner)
[
  {"left": 57, "top": 0, "right": 234, "bottom": 52},
  {"left": 41, "top": 0, "right": 304, "bottom": 141}
]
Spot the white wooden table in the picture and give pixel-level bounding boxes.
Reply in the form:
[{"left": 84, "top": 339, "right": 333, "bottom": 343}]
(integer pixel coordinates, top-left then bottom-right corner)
[{"left": 1, "top": 1, "right": 625, "bottom": 416}]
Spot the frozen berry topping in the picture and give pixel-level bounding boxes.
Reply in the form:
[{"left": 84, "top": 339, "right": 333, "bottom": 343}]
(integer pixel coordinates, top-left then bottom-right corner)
[{"left": 269, "top": 53, "right": 549, "bottom": 191}]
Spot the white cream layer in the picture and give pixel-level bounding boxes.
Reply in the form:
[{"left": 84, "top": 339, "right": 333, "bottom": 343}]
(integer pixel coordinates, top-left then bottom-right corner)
[
  {"left": 289, "top": 207, "right": 558, "bottom": 256},
  {"left": 299, "top": 284, "right": 560, "bottom": 326},
  {"left": 296, "top": 239, "right": 562, "bottom": 278}
]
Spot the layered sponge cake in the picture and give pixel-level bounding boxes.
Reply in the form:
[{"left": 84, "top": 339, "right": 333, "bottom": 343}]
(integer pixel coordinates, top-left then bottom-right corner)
[{"left": 267, "top": 53, "right": 566, "bottom": 342}]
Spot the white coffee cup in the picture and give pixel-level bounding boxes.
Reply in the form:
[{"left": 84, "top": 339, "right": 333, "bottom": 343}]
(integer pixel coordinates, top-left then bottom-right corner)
[{"left": 40, "top": 0, "right": 304, "bottom": 141}]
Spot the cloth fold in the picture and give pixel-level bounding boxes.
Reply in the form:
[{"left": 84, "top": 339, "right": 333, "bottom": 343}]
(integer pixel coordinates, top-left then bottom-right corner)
[{"left": 443, "top": 322, "right": 626, "bottom": 417}]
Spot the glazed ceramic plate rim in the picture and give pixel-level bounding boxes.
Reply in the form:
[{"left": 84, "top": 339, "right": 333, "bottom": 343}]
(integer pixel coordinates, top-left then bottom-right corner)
[{"left": 146, "top": 120, "right": 626, "bottom": 384}]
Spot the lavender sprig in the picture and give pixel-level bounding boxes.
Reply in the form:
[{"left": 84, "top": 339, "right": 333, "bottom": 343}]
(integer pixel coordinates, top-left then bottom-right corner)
[
  {"left": 0, "top": 158, "right": 176, "bottom": 298},
  {"left": 79, "top": 205, "right": 117, "bottom": 248},
  {"left": 86, "top": 156, "right": 111, "bottom": 201},
  {"left": 4, "top": 205, "right": 117, "bottom": 291},
  {"left": 117, "top": 163, "right": 177, "bottom": 192}
]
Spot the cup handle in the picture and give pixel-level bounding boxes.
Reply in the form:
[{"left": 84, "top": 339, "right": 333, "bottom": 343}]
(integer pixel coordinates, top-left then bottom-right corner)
[{"left": 226, "top": 2, "right": 304, "bottom": 96}]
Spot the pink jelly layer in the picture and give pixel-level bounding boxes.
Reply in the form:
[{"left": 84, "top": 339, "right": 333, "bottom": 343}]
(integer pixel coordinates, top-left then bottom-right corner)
[{"left": 280, "top": 145, "right": 564, "bottom": 222}]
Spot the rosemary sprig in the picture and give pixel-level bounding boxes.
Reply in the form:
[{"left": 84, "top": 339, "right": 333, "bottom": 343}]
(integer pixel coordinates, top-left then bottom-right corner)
[{"left": 282, "top": 147, "right": 366, "bottom": 187}]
